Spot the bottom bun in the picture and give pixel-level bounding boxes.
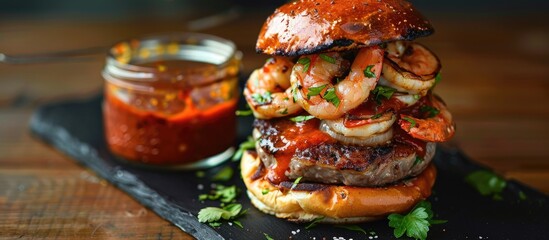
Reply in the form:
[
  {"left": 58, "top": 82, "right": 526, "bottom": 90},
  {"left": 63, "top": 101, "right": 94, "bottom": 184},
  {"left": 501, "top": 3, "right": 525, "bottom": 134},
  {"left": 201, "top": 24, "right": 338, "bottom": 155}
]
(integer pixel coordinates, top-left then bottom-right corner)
[{"left": 241, "top": 150, "right": 437, "bottom": 223}]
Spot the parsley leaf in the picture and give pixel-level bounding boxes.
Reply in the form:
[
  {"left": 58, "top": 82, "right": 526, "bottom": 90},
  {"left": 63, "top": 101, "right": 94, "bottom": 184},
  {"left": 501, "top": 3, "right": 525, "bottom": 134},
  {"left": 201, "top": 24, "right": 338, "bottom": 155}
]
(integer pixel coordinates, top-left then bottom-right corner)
[
  {"left": 371, "top": 113, "right": 382, "bottom": 119},
  {"left": 413, "top": 156, "right": 423, "bottom": 167},
  {"left": 279, "top": 108, "right": 288, "bottom": 115},
  {"left": 212, "top": 166, "right": 233, "bottom": 182},
  {"left": 307, "top": 84, "right": 327, "bottom": 98},
  {"left": 323, "top": 87, "right": 340, "bottom": 107},
  {"left": 232, "top": 136, "right": 256, "bottom": 161},
  {"left": 388, "top": 200, "right": 446, "bottom": 240},
  {"left": 465, "top": 170, "right": 507, "bottom": 200},
  {"left": 290, "top": 115, "right": 315, "bottom": 122},
  {"left": 320, "top": 54, "right": 336, "bottom": 64},
  {"left": 402, "top": 116, "right": 417, "bottom": 129},
  {"left": 336, "top": 225, "right": 368, "bottom": 234},
  {"left": 235, "top": 109, "right": 253, "bottom": 116},
  {"left": 264, "top": 233, "right": 274, "bottom": 240},
  {"left": 420, "top": 105, "right": 440, "bottom": 118},
  {"left": 261, "top": 189, "right": 269, "bottom": 195},
  {"left": 297, "top": 57, "right": 311, "bottom": 72},
  {"left": 363, "top": 65, "right": 376, "bottom": 78},
  {"left": 198, "top": 203, "right": 242, "bottom": 223},
  {"left": 371, "top": 85, "right": 397, "bottom": 102},
  {"left": 251, "top": 92, "right": 272, "bottom": 105},
  {"left": 232, "top": 220, "right": 243, "bottom": 228},
  {"left": 290, "top": 177, "right": 302, "bottom": 190},
  {"left": 305, "top": 217, "right": 324, "bottom": 229}
]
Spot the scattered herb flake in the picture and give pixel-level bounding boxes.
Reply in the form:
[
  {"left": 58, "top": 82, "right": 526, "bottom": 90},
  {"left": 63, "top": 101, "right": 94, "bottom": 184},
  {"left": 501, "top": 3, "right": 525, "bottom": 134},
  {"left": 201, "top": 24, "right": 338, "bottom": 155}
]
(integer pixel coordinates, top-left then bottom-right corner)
[
  {"left": 420, "top": 105, "right": 440, "bottom": 118},
  {"left": 305, "top": 217, "right": 325, "bottom": 229},
  {"left": 363, "top": 65, "right": 376, "bottom": 78},
  {"left": 262, "top": 189, "right": 269, "bottom": 195},
  {"left": 388, "top": 200, "right": 446, "bottom": 240},
  {"left": 297, "top": 57, "right": 311, "bottom": 72},
  {"left": 232, "top": 136, "right": 256, "bottom": 161},
  {"left": 209, "top": 222, "right": 222, "bottom": 227},
  {"left": 307, "top": 84, "right": 327, "bottom": 98},
  {"left": 199, "top": 185, "right": 238, "bottom": 203},
  {"left": 336, "top": 225, "right": 368, "bottom": 234},
  {"left": 402, "top": 116, "right": 417, "bottom": 129},
  {"left": 519, "top": 191, "right": 528, "bottom": 201},
  {"left": 371, "top": 113, "right": 382, "bottom": 119},
  {"left": 264, "top": 233, "right": 274, "bottom": 240},
  {"left": 413, "top": 156, "right": 423, "bottom": 167},
  {"left": 291, "top": 177, "right": 302, "bottom": 190},
  {"left": 212, "top": 166, "right": 233, "bottom": 182},
  {"left": 323, "top": 87, "right": 340, "bottom": 107},
  {"left": 196, "top": 171, "right": 205, "bottom": 178},
  {"left": 431, "top": 72, "right": 442, "bottom": 89},
  {"left": 413, "top": 94, "right": 421, "bottom": 100},
  {"left": 235, "top": 109, "right": 253, "bottom": 116},
  {"left": 280, "top": 108, "right": 288, "bottom": 115},
  {"left": 465, "top": 170, "right": 507, "bottom": 200},
  {"left": 290, "top": 115, "right": 315, "bottom": 122},
  {"left": 320, "top": 54, "right": 336, "bottom": 64},
  {"left": 232, "top": 220, "right": 243, "bottom": 228}
]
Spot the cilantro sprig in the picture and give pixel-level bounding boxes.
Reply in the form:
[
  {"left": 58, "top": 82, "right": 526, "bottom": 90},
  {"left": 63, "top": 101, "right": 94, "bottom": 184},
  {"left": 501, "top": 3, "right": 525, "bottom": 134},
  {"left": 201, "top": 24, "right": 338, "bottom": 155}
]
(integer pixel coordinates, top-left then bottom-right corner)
[
  {"left": 465, "top": 170, "right": 507, "bottom": 200},
  {"left": 388, "top": 201, "right": 446, "bottom": 240}
]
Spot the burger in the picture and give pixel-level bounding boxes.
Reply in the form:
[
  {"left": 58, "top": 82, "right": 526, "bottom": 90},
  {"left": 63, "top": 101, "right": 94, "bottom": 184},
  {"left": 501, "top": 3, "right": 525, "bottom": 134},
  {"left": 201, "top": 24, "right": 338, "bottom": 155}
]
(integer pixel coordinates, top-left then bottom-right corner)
[{"left": 240, "top": 0, "right": 455, "bottom": 223}]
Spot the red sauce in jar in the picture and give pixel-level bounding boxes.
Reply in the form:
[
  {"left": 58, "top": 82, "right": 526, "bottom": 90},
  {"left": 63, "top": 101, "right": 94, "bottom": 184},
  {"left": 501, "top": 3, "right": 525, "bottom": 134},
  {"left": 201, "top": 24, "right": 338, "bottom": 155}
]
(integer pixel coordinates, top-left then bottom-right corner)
[{"left": 103, "top": 60, "right": 238, "bottom": 166}]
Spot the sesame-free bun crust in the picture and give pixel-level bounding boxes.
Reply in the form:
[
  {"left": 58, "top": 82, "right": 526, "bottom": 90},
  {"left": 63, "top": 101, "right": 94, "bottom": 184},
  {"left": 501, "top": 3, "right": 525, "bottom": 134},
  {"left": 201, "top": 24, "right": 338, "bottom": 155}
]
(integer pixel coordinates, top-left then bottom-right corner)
[
  {"left": 256, "top": 0, "right": 434, "bottom": 56},
  {"left": 241, "top": 150, "right": 436, "bottom": 223}
]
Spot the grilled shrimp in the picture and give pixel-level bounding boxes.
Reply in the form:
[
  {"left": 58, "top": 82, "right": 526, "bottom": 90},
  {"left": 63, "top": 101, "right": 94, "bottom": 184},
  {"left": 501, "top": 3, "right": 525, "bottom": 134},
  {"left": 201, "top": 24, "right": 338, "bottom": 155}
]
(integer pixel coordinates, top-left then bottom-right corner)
[
  {"left": 320, "top": 112, "right": 396, "bottom": 146},
  {"left": 244, "top": 57, "right": 301, "bottom": 119},
  {"left": 381, "top": 41, "right": 440, "bottom": 96},
  {"left": 399, "top": 95, "right": 455, "bottom": 142},
  {"left": 290, "top": 46, "right": 384, "bottom": 120}
]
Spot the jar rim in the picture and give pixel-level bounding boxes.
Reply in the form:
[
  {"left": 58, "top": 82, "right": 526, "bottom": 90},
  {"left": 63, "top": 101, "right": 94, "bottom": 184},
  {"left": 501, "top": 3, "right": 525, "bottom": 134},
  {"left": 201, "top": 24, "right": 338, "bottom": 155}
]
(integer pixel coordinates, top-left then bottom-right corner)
[{"left": 103, "top": 32, "right": 241, "bottom": 82}]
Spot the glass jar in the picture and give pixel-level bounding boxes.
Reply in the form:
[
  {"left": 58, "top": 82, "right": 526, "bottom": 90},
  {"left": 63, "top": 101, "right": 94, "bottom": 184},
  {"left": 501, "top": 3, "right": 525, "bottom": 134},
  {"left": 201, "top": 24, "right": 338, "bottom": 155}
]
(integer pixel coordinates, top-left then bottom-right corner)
[{"left": 102, "top": 33, "right": 241, "bottom": 169}]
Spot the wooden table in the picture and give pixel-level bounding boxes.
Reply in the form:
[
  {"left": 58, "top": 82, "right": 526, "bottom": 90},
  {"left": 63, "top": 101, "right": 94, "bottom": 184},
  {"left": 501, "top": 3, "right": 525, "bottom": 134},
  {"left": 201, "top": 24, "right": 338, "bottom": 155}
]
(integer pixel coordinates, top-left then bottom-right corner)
[{"left": 1, "top": 10, "right": 547, "bottom": 239}]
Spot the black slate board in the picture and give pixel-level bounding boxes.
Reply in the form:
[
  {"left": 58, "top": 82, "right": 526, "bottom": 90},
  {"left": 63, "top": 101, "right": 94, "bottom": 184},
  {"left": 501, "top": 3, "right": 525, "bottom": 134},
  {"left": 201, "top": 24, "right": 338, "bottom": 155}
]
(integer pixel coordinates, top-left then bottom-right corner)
[{"left": 30, "top": 94, "right": 549, "bottom": 240}]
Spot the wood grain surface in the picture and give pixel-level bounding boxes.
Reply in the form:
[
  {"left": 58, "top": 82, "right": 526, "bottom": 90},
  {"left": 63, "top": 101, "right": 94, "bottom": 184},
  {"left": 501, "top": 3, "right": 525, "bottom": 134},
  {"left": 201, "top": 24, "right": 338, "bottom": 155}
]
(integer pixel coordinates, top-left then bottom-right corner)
[{"left": 0, "top": 9, "right": 547, "bottom": 239}]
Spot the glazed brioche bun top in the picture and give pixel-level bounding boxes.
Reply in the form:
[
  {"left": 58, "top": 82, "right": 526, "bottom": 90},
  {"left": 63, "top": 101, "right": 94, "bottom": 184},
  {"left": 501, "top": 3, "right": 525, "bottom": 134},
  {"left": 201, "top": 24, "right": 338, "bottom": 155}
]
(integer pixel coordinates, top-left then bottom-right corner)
[{"left": 256, "top": 0, "right": 434, "bottom": 56}]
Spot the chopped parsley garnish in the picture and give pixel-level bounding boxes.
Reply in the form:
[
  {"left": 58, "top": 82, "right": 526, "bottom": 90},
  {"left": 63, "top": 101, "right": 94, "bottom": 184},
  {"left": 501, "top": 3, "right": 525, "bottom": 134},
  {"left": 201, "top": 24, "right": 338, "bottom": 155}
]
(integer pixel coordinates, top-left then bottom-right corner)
[
  {"left": 413, "top": 94, "right": 421, "bottom": 100},
  {"left": 519, "top": 191, "right": 528, "bottom": 201},
  {"left": 371, "top": 113, "right": 382, "bottom": 119},
  {"left": 290, "top": 176, "right": 302, "bottom": 190},
  {"left": 323, "top": 87, "right": 340, "bottom": 107},
  {"left": 232, "top": 136, "right": 256, "bottom": 161},
  {"left": 336, "top": 225, "right": 368, "bottom": 234},
  {"left": 261, "top": 189, "right": 269, "bottom": 195},
  {"left": 199, "top": 185, "right": 238, "bottom": 203},
  {"left": 363, "top": 65, "right": 376, "bottom": 78},
  {"left": 251, "top": 92, "right": 272, "bottom": 105},
  {"left": 235, "top": 109, "right": 253, "bottom": 116},
  {"left": 279, "top": 108, "right": 288, "bottom": 115},
  {"left": 320, "top": 54, "right": 336, "bottom": 64},
  {"left": 290, "top": 115, "right": 315, "bottom": 122},
  {"left": 420, "top": 105, "right": 440, "bottom": 118},
  {"left": 305, "top": 217, "right": 325, "bottom": 229},
  {"left": 232, "top": 220, "right": 243, "bottom": 228},
  {"left": 371, "top": 85, "right": 397, "bottom": 103},
  {"left": 413, "top": 156, "right": 423, "bottom": 167},
  {"left": 431, "top": 72, "right": 442, "bottom": 89},
  {"left": 198, "top": 203, "right": 244, "bottom": 224},
  {"left": 465, "top": 170, "right": 507, "bottom": 200},
  {"left": 196, "top": 171, "right": 205, "bottom": 178},
  {"left": 297, "top": 57, "right": 311, "bottom": 72},
  {"left": 402, "top": 116, "right": 417, "bottom": 129},
  {"left": 212, "top": 166, "right": 234, "bottom": 182},
  {"left": 307, "top": 84, "right": 327, "bottom": 98},
  {"left": 388, "top": 200, "right": 446, "bottom": 240},
  {"left": 264, "top": 233, "right": 274, "bottom": 240},
  {"left": 292, "top": 85, "right": 299, "bottom": 102}
]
